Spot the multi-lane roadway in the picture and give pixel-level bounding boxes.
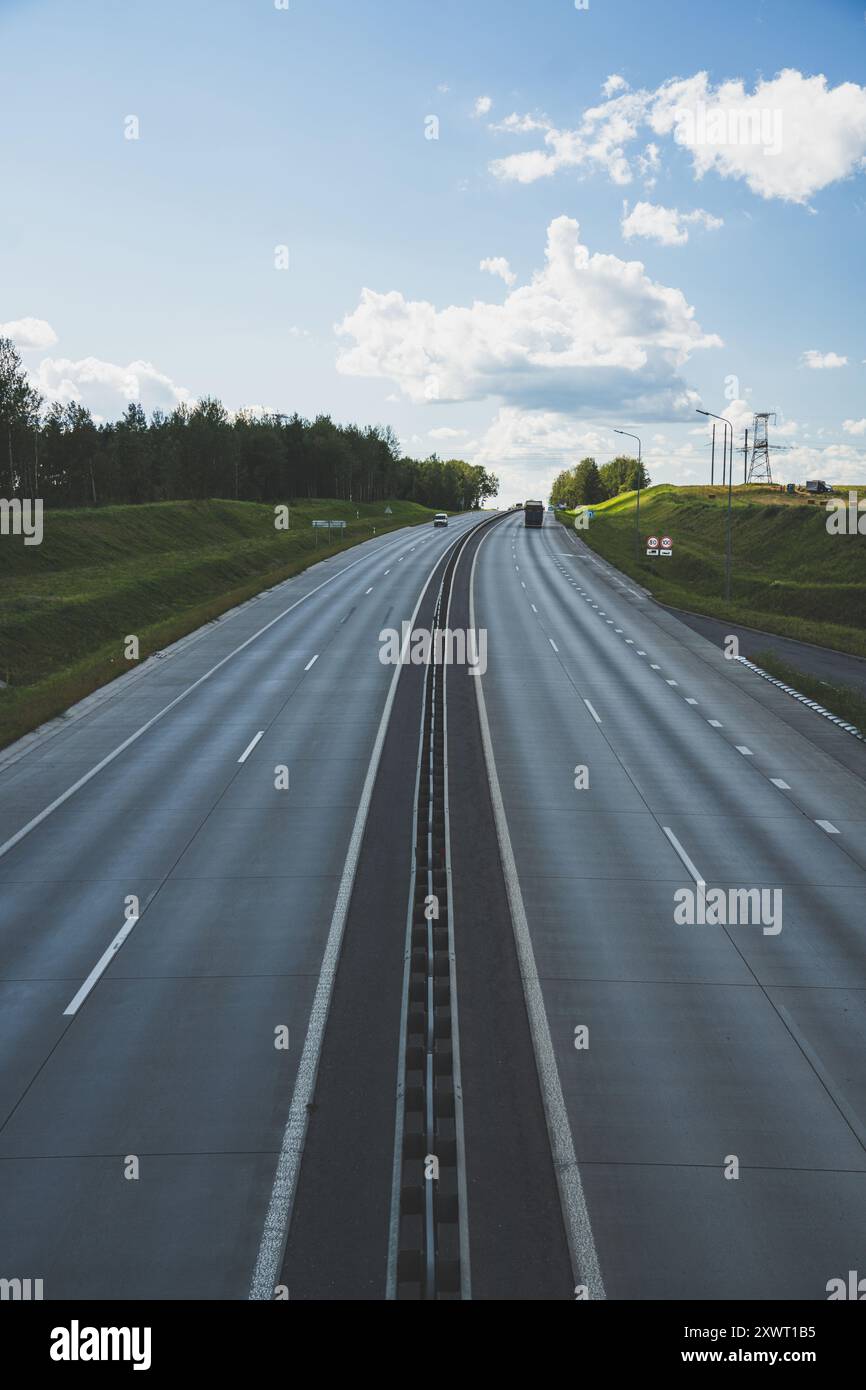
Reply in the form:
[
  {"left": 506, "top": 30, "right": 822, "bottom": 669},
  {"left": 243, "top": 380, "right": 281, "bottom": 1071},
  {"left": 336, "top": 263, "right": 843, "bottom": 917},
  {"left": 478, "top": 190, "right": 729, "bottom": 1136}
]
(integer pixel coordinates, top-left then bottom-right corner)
[{"left": 1, "top": 508, "right": 864, "bottom": 1299}]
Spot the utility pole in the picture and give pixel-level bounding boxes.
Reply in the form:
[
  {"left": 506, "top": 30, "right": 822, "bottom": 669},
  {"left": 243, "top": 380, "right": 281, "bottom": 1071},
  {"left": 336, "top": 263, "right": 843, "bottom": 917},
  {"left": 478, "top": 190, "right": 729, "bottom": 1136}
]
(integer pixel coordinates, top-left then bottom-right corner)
[
  {"left": 742, "top": 428, "right": 749, "bottom": 484},
  {"left": 710, "top": 423, "right": 715, "bottom": 486},
  {"left": 614, "top": 428, "right": 642, "bottom": 564},
  {"left": 697, "top": 409, "right": 734, "bottom": 602}
]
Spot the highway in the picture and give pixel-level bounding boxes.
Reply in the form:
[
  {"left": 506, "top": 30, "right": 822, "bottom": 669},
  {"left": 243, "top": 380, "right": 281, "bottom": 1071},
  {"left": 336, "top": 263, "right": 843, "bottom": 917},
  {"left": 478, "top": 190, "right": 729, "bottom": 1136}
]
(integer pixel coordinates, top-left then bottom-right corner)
[
  {"left": 472, "top": 512, "right": 866, "bottom": 1299},
  {"left": 1, "top": 506, "right": 864, "bottom": 1300},
  {"left": 0, "top": 514, "right": 481, "bottom": 1299}
]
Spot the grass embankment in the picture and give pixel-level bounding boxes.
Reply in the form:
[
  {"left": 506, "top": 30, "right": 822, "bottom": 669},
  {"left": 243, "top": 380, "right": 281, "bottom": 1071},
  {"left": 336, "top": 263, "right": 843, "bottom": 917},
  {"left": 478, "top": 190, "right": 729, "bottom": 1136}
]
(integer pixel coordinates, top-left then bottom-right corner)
[
  {"left": 560, "top": 484, "right": 866, "bottom": 659},
  {"left": 0, "top": 496, "right": 440, "bottom": 749}
]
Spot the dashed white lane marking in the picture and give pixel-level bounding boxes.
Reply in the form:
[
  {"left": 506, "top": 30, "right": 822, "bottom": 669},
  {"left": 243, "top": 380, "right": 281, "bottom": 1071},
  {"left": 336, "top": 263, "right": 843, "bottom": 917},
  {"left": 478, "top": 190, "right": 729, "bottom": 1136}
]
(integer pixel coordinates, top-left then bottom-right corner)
[
  {"left": 384, "top": 569, "right": 391, "bottom": 575},
  {"left": 625, "top": 639, "right": 634, "bottom": 645},
  {"left": 685, "top": 698, "right": 698, "bottom": 706},
  {"left": 305, "top": 654, "right": 319, "bottom": 671},
  {"left": 549, "top": 638, "right": 559, "bottom": 652},
  {"left": 615, "top": 628, "right": 623, "bottom": 634},
  {"left": 662, "top": 827, "right": 704, "bottom": 887},
  {"left": 816, "top": 820, "right": 840, "bottom": 835},
  {"left": 637, "top": 650, "right": 646, "bottom": 656},
  {"left": 583, "top": 698, "right": 602, "bottom": 724},
  {"left": 770, "top": 778, "right": 791, "bottom": 790},
  {"left": 521, "top": 581, "right": 526, "bottom": 589},
  {"left": 0, "top": 530, "right": 418, "bottom": 865},
  {"left": 736, "top": 745, "right": 753, "bottom": 756},
  {"left": 708, "top": 719, "right": 723, "bottom": 728},
  {"left": 666, "top": 679, "right": 678, "bottom": 687},
  {"left": 365, "top": 587, "right": 373, "bottom": 595},
  {"left": 531, "top": 603, "right": 538, "bottom": 613},
  {"left": 238, "top": 731, "right": 264, "bottom": 764},
  {"left": 63, "top": 914, "right": 141, "bottom": 1016},
  {"left": 650, "top": 664, "right": 661, "bottom": 670}
]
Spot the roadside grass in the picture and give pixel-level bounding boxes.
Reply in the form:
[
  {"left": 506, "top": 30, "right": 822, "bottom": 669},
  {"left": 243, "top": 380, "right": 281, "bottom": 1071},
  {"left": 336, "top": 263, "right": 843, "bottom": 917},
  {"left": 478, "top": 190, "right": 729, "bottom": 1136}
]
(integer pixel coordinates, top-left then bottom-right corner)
[
  {"left": 749, "top": 650, "right": 866, "bottom": 735},
  {"left": 0, "top": 496, "right": 442, "bottom": 749},
  {"left": 560, "top": 484, "right": 866, "bottom": 659}
]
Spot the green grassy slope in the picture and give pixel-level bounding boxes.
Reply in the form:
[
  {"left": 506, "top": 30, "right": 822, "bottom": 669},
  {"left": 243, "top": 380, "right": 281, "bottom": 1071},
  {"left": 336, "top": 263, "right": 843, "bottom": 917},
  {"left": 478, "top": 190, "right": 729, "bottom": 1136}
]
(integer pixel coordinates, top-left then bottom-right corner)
[
  {"left": 561, "top": 484, "right": 866, "bottom": 658},
  {"left": 0, "top": 496, "right": 441, "bottom": 748}
]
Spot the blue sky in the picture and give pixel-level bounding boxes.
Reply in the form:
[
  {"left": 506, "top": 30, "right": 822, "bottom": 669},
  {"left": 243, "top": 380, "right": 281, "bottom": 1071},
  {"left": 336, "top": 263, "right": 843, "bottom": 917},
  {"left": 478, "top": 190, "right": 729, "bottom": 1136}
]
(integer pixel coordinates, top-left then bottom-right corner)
[{"left": 1, "top": 0, "right": 865, "bottom": 499}]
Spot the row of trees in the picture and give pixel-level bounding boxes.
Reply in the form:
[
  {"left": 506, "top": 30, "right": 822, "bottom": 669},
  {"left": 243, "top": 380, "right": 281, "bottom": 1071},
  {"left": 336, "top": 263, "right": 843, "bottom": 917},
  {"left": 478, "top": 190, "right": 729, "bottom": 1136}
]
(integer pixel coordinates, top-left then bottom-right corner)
[
  {"left": 550, "top": 455, "right": 651, "bottom": 508},
  {"left": 0, "top": 338, "right": 499, "bottom": 511}
]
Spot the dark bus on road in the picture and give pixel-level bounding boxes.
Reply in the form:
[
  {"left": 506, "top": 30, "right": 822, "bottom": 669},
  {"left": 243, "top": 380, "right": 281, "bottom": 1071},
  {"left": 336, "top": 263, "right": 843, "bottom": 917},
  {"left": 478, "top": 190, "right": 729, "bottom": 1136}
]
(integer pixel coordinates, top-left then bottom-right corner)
[{"left": 524, "top": 499, "right": 544, "bottom": 527}]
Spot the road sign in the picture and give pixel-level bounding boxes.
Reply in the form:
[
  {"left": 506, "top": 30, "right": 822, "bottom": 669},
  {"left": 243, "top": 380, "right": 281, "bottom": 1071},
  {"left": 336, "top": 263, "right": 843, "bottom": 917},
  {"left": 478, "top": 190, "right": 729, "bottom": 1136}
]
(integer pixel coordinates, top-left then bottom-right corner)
[{"left": 646, "top": 533, "right": 672, "bottom": 557}]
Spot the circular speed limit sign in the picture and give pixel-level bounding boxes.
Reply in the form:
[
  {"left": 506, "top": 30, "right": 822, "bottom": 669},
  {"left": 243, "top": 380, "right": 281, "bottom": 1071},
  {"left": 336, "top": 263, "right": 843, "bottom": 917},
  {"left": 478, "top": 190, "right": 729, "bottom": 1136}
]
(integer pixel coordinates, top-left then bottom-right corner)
[
  {"left": 647, "top": 536, "right": 659, "bottom": 548},
  {"left": 661, "top": 536, "right": 672, "bottom": 548}
]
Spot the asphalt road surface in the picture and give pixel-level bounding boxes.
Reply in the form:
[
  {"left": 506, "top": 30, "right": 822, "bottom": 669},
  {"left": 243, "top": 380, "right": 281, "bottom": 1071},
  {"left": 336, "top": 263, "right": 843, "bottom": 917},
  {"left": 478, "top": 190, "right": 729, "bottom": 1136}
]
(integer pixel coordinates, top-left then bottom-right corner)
[
  {"left": 0, "top": 514, "right": 480, "bottom": 1299},
  {"left": 472, "top": 512, "right": 866, "bottom": 1299},
  {"left": 1, "top": 507, "right": 864, "bottom": 1300}
]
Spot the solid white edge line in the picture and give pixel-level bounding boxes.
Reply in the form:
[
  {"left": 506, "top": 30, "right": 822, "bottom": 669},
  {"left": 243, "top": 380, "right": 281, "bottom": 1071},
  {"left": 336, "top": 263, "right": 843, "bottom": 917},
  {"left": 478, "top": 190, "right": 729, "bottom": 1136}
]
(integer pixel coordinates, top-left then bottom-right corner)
[
  {"left": 583, "top": 698, "right": 602, "bottom": 724},
  {"left": 0, "top": 535, "right": 408, "bottom": 864},
  {"left": 249, "top": 527, "right": 473, "bottom": 1300},
  {"left": 469, "top": 528, "right": 605, "bottom": 1301},
  {"left": 238, "top": 731, "right": 264, "bottom": 764},
  {"left": 662, "top": 827, "right": 705, "bottom": 888},
  {"left": 63, "top": 915, "right": 140, "bottom": 1016}
]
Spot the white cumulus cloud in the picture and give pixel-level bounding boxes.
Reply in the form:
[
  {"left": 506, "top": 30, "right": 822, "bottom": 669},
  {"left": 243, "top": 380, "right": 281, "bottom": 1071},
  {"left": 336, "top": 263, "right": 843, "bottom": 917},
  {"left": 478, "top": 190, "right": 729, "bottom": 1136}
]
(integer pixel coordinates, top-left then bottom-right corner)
[
  {"left": 480, "top": 256, "right": 517, "bottom": 286},
  {"left": 603, "top": 75, "right": 630, "bottom": 99},
  {"left": 1, "top": 317, "right": 58, "bottom": 350},
  {"left": 843, "top": 417, "right": 866, "bottom": 435},
  {"left": 336, "top": 216, "right": 721, "bottom": 418},
  {"left": 33, "top": 355, "right": 192, "bottom": 417},
  {"left": 801, "top": 349, "right": 848, "bottom": 369},
  {"left": 490, "top": 68, "right": 866, "bottom": 204},
  {"left": 621, "top": 200, "right": 723, "bottom": 245},
  {"left": 474, "top": 95, "right": 493, "bottom": 117}
]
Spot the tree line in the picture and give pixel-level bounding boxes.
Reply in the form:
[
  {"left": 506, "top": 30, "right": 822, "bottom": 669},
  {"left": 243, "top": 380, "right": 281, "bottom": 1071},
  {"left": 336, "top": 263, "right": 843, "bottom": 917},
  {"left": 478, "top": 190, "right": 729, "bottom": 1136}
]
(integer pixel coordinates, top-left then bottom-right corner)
[
  {"left": 550, "top": 455, "right": 651, "bottom": 508},
  {"left": 0, "top": 337, "right": 499, "bottom": 511}
]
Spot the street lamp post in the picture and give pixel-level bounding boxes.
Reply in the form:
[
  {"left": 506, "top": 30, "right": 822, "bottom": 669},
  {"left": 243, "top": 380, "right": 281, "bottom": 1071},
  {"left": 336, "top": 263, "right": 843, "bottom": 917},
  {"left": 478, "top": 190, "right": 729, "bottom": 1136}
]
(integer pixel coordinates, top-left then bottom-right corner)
[
  {"left": 697, "top": 409, "right": 734, "bottom": 601},
  {"left": 614, "top": 429, "right": 642, "bottom": 564}
]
